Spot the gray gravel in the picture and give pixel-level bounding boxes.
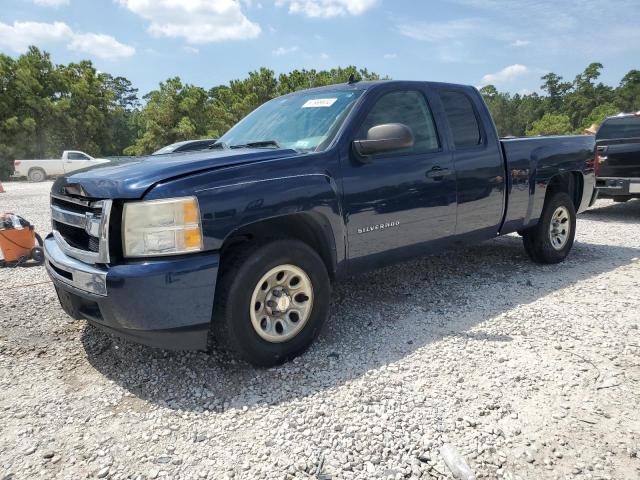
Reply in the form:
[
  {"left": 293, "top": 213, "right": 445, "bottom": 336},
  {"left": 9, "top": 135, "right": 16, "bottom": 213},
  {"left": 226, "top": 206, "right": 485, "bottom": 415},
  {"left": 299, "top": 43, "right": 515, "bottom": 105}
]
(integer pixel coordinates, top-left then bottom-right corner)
[{"left": 1, "top": 181, "right": 639, "bottom": 480}]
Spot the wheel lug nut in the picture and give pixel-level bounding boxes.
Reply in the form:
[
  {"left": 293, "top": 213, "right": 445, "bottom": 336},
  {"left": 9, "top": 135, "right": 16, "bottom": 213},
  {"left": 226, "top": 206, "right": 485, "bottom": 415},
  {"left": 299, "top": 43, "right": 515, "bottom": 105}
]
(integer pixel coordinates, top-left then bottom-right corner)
[
  {"left": 267, "top": 300, "right": 276, "bottom": 308},
  {"left": 273, "top": 290, "right": 282, "bottom": 297}
]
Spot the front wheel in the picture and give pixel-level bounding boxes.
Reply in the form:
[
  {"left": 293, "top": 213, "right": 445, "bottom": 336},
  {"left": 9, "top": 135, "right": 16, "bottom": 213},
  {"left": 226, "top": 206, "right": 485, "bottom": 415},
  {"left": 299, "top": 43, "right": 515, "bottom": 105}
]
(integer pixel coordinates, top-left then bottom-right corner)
[
  {"left": 212, "top": 239, "right": 331, "bottom": 367},
  {"left": 522, "top": 192, "right": 576, "bottom": 264}
]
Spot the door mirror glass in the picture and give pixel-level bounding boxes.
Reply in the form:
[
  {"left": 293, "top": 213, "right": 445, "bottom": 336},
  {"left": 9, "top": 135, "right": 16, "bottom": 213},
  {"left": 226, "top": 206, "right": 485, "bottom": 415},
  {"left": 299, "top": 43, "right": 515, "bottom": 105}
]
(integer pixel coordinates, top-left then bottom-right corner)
[{"left": 353, "top": 123, "right": 415, "bottom": 157}]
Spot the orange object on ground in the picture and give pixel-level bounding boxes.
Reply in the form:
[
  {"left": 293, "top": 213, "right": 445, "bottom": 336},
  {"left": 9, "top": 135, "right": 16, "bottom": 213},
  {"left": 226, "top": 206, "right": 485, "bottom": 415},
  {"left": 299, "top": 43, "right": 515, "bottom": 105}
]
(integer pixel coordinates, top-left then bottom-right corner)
[
  {"left": 0, "top": 181, "right": 5, "bottom": 193},
  {"left": 0, "top": 226, "right": 37, "bottom": 262}
]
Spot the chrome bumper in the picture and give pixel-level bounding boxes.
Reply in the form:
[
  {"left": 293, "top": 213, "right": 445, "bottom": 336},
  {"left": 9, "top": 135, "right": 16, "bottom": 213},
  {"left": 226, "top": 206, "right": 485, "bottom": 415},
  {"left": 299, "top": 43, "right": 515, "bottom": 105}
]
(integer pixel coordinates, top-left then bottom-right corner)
[{"left": 44, "top": 234, "right": 108, "bottom": 296}]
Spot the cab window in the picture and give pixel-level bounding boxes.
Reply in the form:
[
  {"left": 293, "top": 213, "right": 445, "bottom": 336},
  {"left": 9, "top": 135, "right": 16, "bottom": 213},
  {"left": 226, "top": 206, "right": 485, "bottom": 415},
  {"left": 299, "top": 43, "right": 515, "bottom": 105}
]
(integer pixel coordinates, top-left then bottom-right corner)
[
  {"left": 440, "top": 91, "right": 482, "bottom": 148},
  {"left": 356, "top": 90, "right": 440, "bottom": 154},
  {"left": 67, "top": 152, "right": 89, "bottom": 160}
]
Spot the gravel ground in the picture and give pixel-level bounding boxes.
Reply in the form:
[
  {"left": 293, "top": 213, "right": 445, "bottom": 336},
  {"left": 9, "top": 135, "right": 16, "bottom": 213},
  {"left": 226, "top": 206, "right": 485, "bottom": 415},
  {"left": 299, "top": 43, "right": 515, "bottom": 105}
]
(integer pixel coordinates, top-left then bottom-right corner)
[{"left": 1, "top": 181, "right": 639, "bottom": 480}]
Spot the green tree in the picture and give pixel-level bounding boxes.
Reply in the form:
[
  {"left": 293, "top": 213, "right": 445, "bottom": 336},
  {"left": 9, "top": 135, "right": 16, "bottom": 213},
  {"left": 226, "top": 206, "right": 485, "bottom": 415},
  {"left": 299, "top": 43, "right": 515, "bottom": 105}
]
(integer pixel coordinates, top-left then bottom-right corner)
[
  {"left": 540, "top": 72, "right": 572, "bottom": 112},
  {"left": 616, "top": 70, "right": 640, "bottom": 112},
  {"left": 563, "top": 63, "right": 615, "bottom": 128},
  {"left": 526, "top": 113, "right": 573, "bottom": 136},
  {"left": 581, "top": 103, "right": 619, "bottom": 131},
  {"left": 480, "top": 85, "right": 545, "bottom": 137},
  {"left": 0, "top": 47, "right": 141, "bottom": 178},
  {"left": 0, "top": 47, "right": 64, "bottom": 178},
  {"left": 124, "top": 77, "right": 210, "bottom": 155},
  {"left": 1, "top": 50, "right": 639, "bottom": 179}
]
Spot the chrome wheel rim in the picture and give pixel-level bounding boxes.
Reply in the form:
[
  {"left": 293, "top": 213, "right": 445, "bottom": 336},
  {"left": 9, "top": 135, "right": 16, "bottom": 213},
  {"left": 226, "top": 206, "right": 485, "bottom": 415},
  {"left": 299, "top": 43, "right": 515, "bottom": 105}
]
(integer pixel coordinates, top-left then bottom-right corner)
[
  {"left": 250, "top": 264, "right": 314, "bottom": 343},
  {"left": 549, "top": 206, "right": 571, "bottom": 250}
]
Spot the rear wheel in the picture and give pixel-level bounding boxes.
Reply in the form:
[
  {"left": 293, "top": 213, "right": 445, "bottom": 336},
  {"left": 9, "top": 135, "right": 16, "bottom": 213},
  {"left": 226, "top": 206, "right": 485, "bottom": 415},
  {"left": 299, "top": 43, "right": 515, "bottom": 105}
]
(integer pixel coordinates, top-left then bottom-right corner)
[
  {"left": 522, "top": 192, "right": 576, "bottom": 264},
  {"left": 211, "top": 239, "right": 330, "bottom": 367},
  {"left": 28, "top": 168, "right": 46, "bottom": 182}
]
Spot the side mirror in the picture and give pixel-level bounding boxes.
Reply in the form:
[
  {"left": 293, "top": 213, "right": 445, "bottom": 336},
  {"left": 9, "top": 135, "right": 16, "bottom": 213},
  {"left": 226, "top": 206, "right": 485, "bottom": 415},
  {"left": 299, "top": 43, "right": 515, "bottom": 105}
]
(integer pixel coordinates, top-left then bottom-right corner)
[{"left": 353, "top": 123, "right": 414, "bottom": 157}]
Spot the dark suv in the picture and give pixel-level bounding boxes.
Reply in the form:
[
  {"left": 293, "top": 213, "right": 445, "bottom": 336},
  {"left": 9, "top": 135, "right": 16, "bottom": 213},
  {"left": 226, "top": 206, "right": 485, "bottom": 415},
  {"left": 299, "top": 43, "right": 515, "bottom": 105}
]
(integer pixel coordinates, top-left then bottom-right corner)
[{"left": 596, "top": 113, "right": 640, "bottom": 201}]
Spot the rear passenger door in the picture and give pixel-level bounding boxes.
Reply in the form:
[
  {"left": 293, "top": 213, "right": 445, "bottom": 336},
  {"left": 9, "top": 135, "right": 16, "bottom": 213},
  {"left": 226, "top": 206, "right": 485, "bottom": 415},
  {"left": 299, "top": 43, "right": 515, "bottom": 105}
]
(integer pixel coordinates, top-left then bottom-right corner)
[
  {"left": 341, "top": 86, "right": 457, "bottom": 270},
  {"left": 437, "top": 89, "right": 505, "bottom": 241}
]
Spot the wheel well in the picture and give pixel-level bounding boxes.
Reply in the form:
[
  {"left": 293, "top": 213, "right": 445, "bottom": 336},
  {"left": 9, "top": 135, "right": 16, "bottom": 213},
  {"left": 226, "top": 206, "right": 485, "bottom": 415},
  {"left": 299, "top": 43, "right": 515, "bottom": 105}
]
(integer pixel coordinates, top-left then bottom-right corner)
[
  {"left": 546, "top": 172, "right": 583, "bottom": 211},
  {"left": 220, "top": 214, "right": 337, "bottom": 278}
]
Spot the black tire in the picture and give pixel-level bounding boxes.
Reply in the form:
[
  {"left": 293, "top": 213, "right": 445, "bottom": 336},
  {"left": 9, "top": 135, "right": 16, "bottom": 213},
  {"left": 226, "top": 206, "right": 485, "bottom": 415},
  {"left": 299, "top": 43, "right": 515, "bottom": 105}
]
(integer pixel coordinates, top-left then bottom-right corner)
[
  {"left": 30, "top": 246, "right": 44, "bottom": 264},
  {"left": 522, "top": 192, "right": 576, "bottom": 264},
  {"left": 28, "top": 168, "right": 46, "bottom": 182},
  {"left": 211, "top": 239, "right": 331, "bottom": 367}
]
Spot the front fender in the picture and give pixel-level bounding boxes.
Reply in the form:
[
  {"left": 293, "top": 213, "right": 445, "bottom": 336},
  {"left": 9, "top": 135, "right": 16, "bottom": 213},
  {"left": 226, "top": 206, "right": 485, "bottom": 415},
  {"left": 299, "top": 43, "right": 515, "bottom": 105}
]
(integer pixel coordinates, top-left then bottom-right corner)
[{"left": 145, "top": 166, "right": 345, "bottom": 267}]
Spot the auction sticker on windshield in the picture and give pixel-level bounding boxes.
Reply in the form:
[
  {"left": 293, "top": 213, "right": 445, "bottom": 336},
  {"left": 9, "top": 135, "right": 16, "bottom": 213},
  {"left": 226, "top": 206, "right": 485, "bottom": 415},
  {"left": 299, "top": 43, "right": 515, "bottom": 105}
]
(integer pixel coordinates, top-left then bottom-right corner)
[{"left": 302, "top": 98, "right": 337, "bottom": 108}]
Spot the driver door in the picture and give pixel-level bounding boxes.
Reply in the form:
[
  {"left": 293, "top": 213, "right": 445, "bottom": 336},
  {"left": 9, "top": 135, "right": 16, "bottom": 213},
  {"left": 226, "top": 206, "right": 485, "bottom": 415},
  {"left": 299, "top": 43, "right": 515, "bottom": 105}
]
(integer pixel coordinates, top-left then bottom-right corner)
[{"left": 340, "top": 87, "right": 457, "bottom": 270}]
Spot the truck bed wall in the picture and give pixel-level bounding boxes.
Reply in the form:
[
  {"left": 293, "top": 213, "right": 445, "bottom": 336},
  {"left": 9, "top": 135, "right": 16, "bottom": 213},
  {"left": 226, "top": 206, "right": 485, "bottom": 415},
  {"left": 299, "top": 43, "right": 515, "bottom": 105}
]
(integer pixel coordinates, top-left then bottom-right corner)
[{"left": 500, "top": 135, "right": 596, "bottom": 234}]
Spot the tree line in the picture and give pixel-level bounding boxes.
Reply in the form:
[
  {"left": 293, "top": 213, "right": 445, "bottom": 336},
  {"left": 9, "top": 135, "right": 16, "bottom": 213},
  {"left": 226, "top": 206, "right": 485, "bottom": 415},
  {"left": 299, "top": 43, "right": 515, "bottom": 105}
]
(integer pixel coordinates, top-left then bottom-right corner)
[
  {"left": 481, "top": 63, "right": 639, "bottom": 137},
  {"left": 1, "top": 47, "right": 638, "bottom": 180}
]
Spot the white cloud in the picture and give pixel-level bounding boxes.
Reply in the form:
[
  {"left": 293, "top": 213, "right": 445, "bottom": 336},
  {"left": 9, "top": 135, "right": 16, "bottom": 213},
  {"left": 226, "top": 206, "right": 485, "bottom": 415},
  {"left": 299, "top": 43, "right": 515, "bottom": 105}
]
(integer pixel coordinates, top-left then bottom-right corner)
[
  {"left": 451, "top": 0, "right": 640, "bottom": 57},
  {"left": 511, "top": 39, "right": 530, "bottom": 47},
  {"left": 0, "top": 21, "right": 72, "bottom": 52},
  {"left": 68, "top": 33, "right": 135, "bottom": 60},
  {"left": 272, "top": 46, "right": 299, "bottom": 56},
  {"left": 481, "top": 64, "right": 528, "bottom": 85},
  {"left": 320, "top": 52, "right": 329, "bottom": 59},
  {"left": 383, "top": 53, "right": 397, "bottom": 59},
  {"left": 33, "top": 0, "right": 69, "bottom": 6},
  {"left": 275, "top": 0, "right": 379, "bottom": 18},
  {"left": 0, "top": 20, "right": 134, "bottom": 60},
  {"left": 184, "top": 46, "right": 199, "bottom": 54},
  {"left": 116, "top": 0, "right": 261, "bottom": 43},
  {"left": 398, "top": 18, "right": 484, "bottom": 42}
]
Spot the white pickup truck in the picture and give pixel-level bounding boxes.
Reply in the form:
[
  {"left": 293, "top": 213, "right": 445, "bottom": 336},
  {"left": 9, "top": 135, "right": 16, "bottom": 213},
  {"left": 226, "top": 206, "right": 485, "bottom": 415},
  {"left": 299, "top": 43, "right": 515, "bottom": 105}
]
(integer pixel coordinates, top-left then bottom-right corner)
[{"left": 13, "top": 150, "right": 110, "bottom": 182}]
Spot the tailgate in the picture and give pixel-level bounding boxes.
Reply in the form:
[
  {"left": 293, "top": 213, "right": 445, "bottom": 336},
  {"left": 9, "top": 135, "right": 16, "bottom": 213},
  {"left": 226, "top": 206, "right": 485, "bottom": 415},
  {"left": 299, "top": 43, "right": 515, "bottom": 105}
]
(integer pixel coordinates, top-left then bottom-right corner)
[{"left": 596, "top": 138, "right": 640, "bottom": 178}]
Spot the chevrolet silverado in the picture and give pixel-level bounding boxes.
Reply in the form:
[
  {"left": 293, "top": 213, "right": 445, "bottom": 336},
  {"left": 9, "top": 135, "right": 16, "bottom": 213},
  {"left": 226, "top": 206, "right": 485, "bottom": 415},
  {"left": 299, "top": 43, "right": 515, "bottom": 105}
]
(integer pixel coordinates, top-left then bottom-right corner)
[{"left": 44, "top": 80, "right": 597, "bottom": 366}]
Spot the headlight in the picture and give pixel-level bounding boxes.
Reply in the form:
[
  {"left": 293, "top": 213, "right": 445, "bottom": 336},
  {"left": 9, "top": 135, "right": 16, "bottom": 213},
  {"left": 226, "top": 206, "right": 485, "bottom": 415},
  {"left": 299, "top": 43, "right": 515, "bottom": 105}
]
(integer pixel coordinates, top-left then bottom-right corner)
[{"left": 122, "top": 197, "right": 203, "bottom": 257}]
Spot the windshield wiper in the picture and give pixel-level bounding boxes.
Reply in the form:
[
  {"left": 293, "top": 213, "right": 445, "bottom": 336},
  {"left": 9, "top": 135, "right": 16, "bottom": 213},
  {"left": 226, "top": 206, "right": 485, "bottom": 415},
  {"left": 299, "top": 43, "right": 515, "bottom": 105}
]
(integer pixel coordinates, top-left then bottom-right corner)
[{"left": 229, "top": 140, "right": 282, "bottom": 150}]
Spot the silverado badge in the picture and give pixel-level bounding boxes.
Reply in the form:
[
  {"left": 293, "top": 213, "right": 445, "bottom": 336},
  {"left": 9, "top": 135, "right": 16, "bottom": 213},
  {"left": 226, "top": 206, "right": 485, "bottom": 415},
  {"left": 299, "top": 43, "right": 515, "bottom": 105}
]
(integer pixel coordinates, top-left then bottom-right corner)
[{"left": 357, "top": 221, "right": 400, "bottom": 234}]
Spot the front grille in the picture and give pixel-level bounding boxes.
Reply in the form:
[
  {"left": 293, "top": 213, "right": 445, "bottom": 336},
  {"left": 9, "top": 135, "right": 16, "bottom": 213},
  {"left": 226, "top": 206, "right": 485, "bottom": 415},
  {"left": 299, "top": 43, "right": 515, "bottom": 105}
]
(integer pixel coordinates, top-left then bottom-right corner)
[
  {"left": 50, "top": 194, "right": 112, "bottom": 264},
  {"left": 52, "top": 221, "right": 99, "bottom": 252}
]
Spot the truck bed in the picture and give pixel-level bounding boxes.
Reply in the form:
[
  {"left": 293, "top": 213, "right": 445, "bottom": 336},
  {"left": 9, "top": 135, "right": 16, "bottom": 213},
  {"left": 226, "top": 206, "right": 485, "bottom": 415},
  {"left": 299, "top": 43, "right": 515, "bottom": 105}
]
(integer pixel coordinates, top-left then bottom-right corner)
[{"left": 500, "top": 135, "right": 596, "bottom": 234}]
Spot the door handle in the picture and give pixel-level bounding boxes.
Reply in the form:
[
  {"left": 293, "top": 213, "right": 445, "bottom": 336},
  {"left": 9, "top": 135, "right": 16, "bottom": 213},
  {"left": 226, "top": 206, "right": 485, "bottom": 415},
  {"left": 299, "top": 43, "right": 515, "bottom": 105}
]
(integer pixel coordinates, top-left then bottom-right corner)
[{"left": 426, "top": 167, "right": 451, "bottom": 179}]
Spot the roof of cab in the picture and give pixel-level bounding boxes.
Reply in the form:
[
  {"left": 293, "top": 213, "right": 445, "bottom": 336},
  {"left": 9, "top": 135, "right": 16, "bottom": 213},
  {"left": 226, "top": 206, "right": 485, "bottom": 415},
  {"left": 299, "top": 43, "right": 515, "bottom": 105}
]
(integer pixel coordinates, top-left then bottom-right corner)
[{"left": 281, "top": 80, "right": 476, "bottom": 96}]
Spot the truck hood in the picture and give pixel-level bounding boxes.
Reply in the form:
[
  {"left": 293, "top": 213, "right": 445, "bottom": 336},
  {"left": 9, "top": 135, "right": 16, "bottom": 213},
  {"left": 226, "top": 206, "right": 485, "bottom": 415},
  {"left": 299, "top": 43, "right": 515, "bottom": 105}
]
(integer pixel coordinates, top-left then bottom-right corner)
[{"left": 51, "top": 148, "right": 299, "bottom": 199}]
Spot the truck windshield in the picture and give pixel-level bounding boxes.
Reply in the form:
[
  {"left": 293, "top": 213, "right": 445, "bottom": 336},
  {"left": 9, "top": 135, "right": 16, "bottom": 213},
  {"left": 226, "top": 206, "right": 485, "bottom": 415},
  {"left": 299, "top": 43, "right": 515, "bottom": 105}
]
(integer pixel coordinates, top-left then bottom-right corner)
[
  {"left": 597, "top": 116, "right": 640, "bottom": 140},
  {"left": 217, "top": 89, "right": 364, "bottom": 152}
]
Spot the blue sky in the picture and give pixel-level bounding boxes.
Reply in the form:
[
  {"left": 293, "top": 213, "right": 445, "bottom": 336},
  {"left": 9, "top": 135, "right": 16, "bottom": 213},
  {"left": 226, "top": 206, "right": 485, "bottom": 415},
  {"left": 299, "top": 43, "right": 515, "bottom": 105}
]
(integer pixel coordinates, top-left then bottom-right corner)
[{"left": 1, "top": 0, "right": 639, "bottom": 96}]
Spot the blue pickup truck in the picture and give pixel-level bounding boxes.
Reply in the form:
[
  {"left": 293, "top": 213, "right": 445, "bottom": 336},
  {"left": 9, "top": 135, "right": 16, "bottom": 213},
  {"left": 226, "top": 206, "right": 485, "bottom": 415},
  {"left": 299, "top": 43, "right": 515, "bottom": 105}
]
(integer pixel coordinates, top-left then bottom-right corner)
[{"left": 45, "top": 80, "right": 597, "bottom": 366}]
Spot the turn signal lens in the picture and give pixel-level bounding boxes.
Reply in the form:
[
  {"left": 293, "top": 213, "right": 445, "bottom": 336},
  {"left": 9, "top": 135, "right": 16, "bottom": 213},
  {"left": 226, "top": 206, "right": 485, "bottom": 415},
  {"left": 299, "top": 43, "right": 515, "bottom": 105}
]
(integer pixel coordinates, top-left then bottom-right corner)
[{"left": 183, "top": 227, "right": 202, "bottom": 250}]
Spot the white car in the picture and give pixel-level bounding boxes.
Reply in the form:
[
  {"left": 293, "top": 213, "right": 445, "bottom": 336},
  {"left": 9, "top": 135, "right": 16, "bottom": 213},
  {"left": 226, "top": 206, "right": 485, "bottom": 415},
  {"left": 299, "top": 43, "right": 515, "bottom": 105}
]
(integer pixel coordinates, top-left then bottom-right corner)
[{"left": 13, "top": 150, "right": 110, "bottom": 182}]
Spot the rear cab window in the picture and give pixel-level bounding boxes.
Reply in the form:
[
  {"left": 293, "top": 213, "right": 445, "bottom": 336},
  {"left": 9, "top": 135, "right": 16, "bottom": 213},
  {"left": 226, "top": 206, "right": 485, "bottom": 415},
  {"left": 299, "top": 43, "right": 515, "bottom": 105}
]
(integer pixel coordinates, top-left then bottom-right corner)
[
  {"left": 67, "top": 152, "right": 89, "bottom": 160},
  {"left": 439, "top": 91, "right": 483, "bottom": 148},
  {"left": 597, "top": 116, "right": 640, "bottom": 140}
]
